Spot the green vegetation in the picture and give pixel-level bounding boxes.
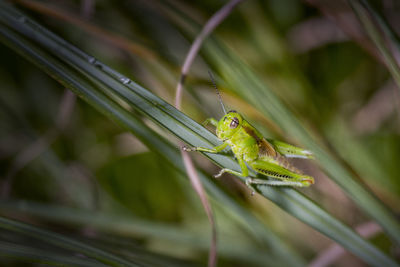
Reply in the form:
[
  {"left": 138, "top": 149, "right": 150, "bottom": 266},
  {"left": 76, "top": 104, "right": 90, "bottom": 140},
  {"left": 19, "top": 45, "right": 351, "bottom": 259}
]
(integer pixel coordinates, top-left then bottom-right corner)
[{"left": 0, "top": 0, "right": 399, "bottom": 266}]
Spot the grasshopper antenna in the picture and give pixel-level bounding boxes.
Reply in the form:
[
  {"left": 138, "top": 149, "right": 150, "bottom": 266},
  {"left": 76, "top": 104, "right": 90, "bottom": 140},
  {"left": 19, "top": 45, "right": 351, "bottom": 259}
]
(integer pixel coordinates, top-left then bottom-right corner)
[{"left": 208, "top": 70, "right": 227, "bottom": 114}]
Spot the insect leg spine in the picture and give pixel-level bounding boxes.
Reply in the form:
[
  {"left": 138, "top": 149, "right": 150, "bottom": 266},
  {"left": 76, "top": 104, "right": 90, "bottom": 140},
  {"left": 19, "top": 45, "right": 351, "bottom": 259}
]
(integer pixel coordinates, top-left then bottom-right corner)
[{"left": 255, "top": 168, "right": 292, "bottom": 179}]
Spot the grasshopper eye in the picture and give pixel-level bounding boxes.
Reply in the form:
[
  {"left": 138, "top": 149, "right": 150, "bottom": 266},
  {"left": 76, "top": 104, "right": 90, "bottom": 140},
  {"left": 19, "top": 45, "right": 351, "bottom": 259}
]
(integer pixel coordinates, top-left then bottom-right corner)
[{"left": 230, "top": 117, "right": 239, "bottom": 129}]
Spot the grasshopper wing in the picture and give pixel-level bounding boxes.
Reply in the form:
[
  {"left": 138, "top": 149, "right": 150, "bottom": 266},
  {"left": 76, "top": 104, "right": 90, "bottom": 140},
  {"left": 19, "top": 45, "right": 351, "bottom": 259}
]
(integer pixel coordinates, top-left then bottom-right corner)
[
  {"left": 242, "top": 125, "right": 306, "bottom": 175},
  {"left": 242, "top": 125, "right": 277, "bottom": 158}
]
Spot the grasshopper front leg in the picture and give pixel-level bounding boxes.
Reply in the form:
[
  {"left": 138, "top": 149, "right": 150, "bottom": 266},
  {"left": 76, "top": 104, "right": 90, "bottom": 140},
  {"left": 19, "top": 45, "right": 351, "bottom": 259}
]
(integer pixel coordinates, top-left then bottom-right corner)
[
  {"left": 182, "top": 118, "right": 222, "bottom": 152},
  {"left": 203, "top": 117, "right": 218, "bottom": 127},
  {"left": 183, "top": 143, "right": 256, "bottom": 193},
  {"left": 182, "top": 142, "right": 228, "bottom": 153}
]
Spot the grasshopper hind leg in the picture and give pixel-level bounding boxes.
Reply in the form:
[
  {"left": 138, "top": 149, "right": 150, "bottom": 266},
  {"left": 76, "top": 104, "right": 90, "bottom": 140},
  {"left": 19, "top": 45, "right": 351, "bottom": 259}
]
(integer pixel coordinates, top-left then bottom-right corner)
[
  {"left": 250, "top": 159, "right": 314, "bottom": 187},
  {"left": 245, "top": 176, "right": 309, "bottom": 196}
]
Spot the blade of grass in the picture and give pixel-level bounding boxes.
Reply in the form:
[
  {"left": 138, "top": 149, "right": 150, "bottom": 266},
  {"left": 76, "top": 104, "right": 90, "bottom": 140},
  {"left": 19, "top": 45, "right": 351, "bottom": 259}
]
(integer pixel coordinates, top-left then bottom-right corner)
[
  {"left": 0, "top": 240, "right": 107, "bottom": 267},
  {"left": 0, "top": 3, "right": 398, "bottom": 266},
  {"left": 174, "top": 1, "right": 244, "bottom": 266},
  {"left": 0, "top": 216, "right": 138, "bottom": 266},
  {"left": 0, "top": 12, "right": 300, "bottom": 266},
  {"left": 0, "top": 201, "right": 282, "bottom": 265},
  {"left": 350, "top": 0, "right": 400, "bottom": 92}
]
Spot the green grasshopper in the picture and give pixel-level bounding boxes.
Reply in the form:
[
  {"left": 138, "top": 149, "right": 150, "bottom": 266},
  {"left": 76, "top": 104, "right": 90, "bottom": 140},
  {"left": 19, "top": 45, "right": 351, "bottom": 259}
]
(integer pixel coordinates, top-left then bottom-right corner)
[{"left": 183, "top": 74, "right": 314, "bottom": 194}]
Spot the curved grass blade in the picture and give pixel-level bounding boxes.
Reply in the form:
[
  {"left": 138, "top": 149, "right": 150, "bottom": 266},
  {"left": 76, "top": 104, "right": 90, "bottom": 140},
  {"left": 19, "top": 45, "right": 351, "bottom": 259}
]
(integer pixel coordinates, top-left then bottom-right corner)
[
  {"left": 0, "top": 3, "right": 398, "bottom": 266},
  {"left": 0, "top": 201, "right": 283, "bottom": 266},
  {"left": 0, "top": 216, "right": 139, "bottom": 266},
  {"left": 350, "top": 0, "right": 400, "bottom": 91},
  {"left": 0, "top": 240, "right": 107, "bottom": 267}
]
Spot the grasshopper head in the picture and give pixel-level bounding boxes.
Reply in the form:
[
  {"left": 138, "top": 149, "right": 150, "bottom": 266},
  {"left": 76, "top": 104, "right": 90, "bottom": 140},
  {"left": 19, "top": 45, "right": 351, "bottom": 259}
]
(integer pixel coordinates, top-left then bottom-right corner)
[{"left": 216, "top": 110, "right": 243, "bottom": 140}]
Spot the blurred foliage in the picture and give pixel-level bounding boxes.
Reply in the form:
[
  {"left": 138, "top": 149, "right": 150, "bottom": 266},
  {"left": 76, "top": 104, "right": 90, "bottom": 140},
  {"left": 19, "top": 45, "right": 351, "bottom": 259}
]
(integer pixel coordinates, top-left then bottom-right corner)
[
  {"left": 0, "top": 0, "right": 400, "bottom": 266},
  {"left": 98, "top": 153, "right": 184, "bottom": 222}
]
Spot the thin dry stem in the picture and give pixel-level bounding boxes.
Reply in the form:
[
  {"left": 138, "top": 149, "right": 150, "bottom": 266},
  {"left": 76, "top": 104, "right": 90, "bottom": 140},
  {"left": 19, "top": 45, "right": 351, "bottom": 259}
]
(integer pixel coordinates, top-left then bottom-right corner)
[
  {"left": 174, "top": 0, "right": 244, "bottom": 109},
  {"left": 174, "top": 1, "right": 244, "bottom": 266},
  {"left": 181, "top": 151, "right": 217, "bottom": 267},
  {"left": 81, "top": 0, "right": 95, "bottom": 19}
]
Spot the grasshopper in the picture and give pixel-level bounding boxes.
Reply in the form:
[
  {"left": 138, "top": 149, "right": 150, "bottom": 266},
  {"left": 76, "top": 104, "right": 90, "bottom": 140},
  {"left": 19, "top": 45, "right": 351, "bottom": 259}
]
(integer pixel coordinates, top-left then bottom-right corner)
[{"left": 183, "top": 73, "right": 314, "bottom": 194}]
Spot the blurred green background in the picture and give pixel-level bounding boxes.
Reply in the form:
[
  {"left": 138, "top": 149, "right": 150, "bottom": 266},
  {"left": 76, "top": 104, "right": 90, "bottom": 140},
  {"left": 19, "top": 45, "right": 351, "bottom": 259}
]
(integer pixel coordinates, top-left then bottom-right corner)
[{"left": 0, "top": 0, "right": 400, "bottom": 266}]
